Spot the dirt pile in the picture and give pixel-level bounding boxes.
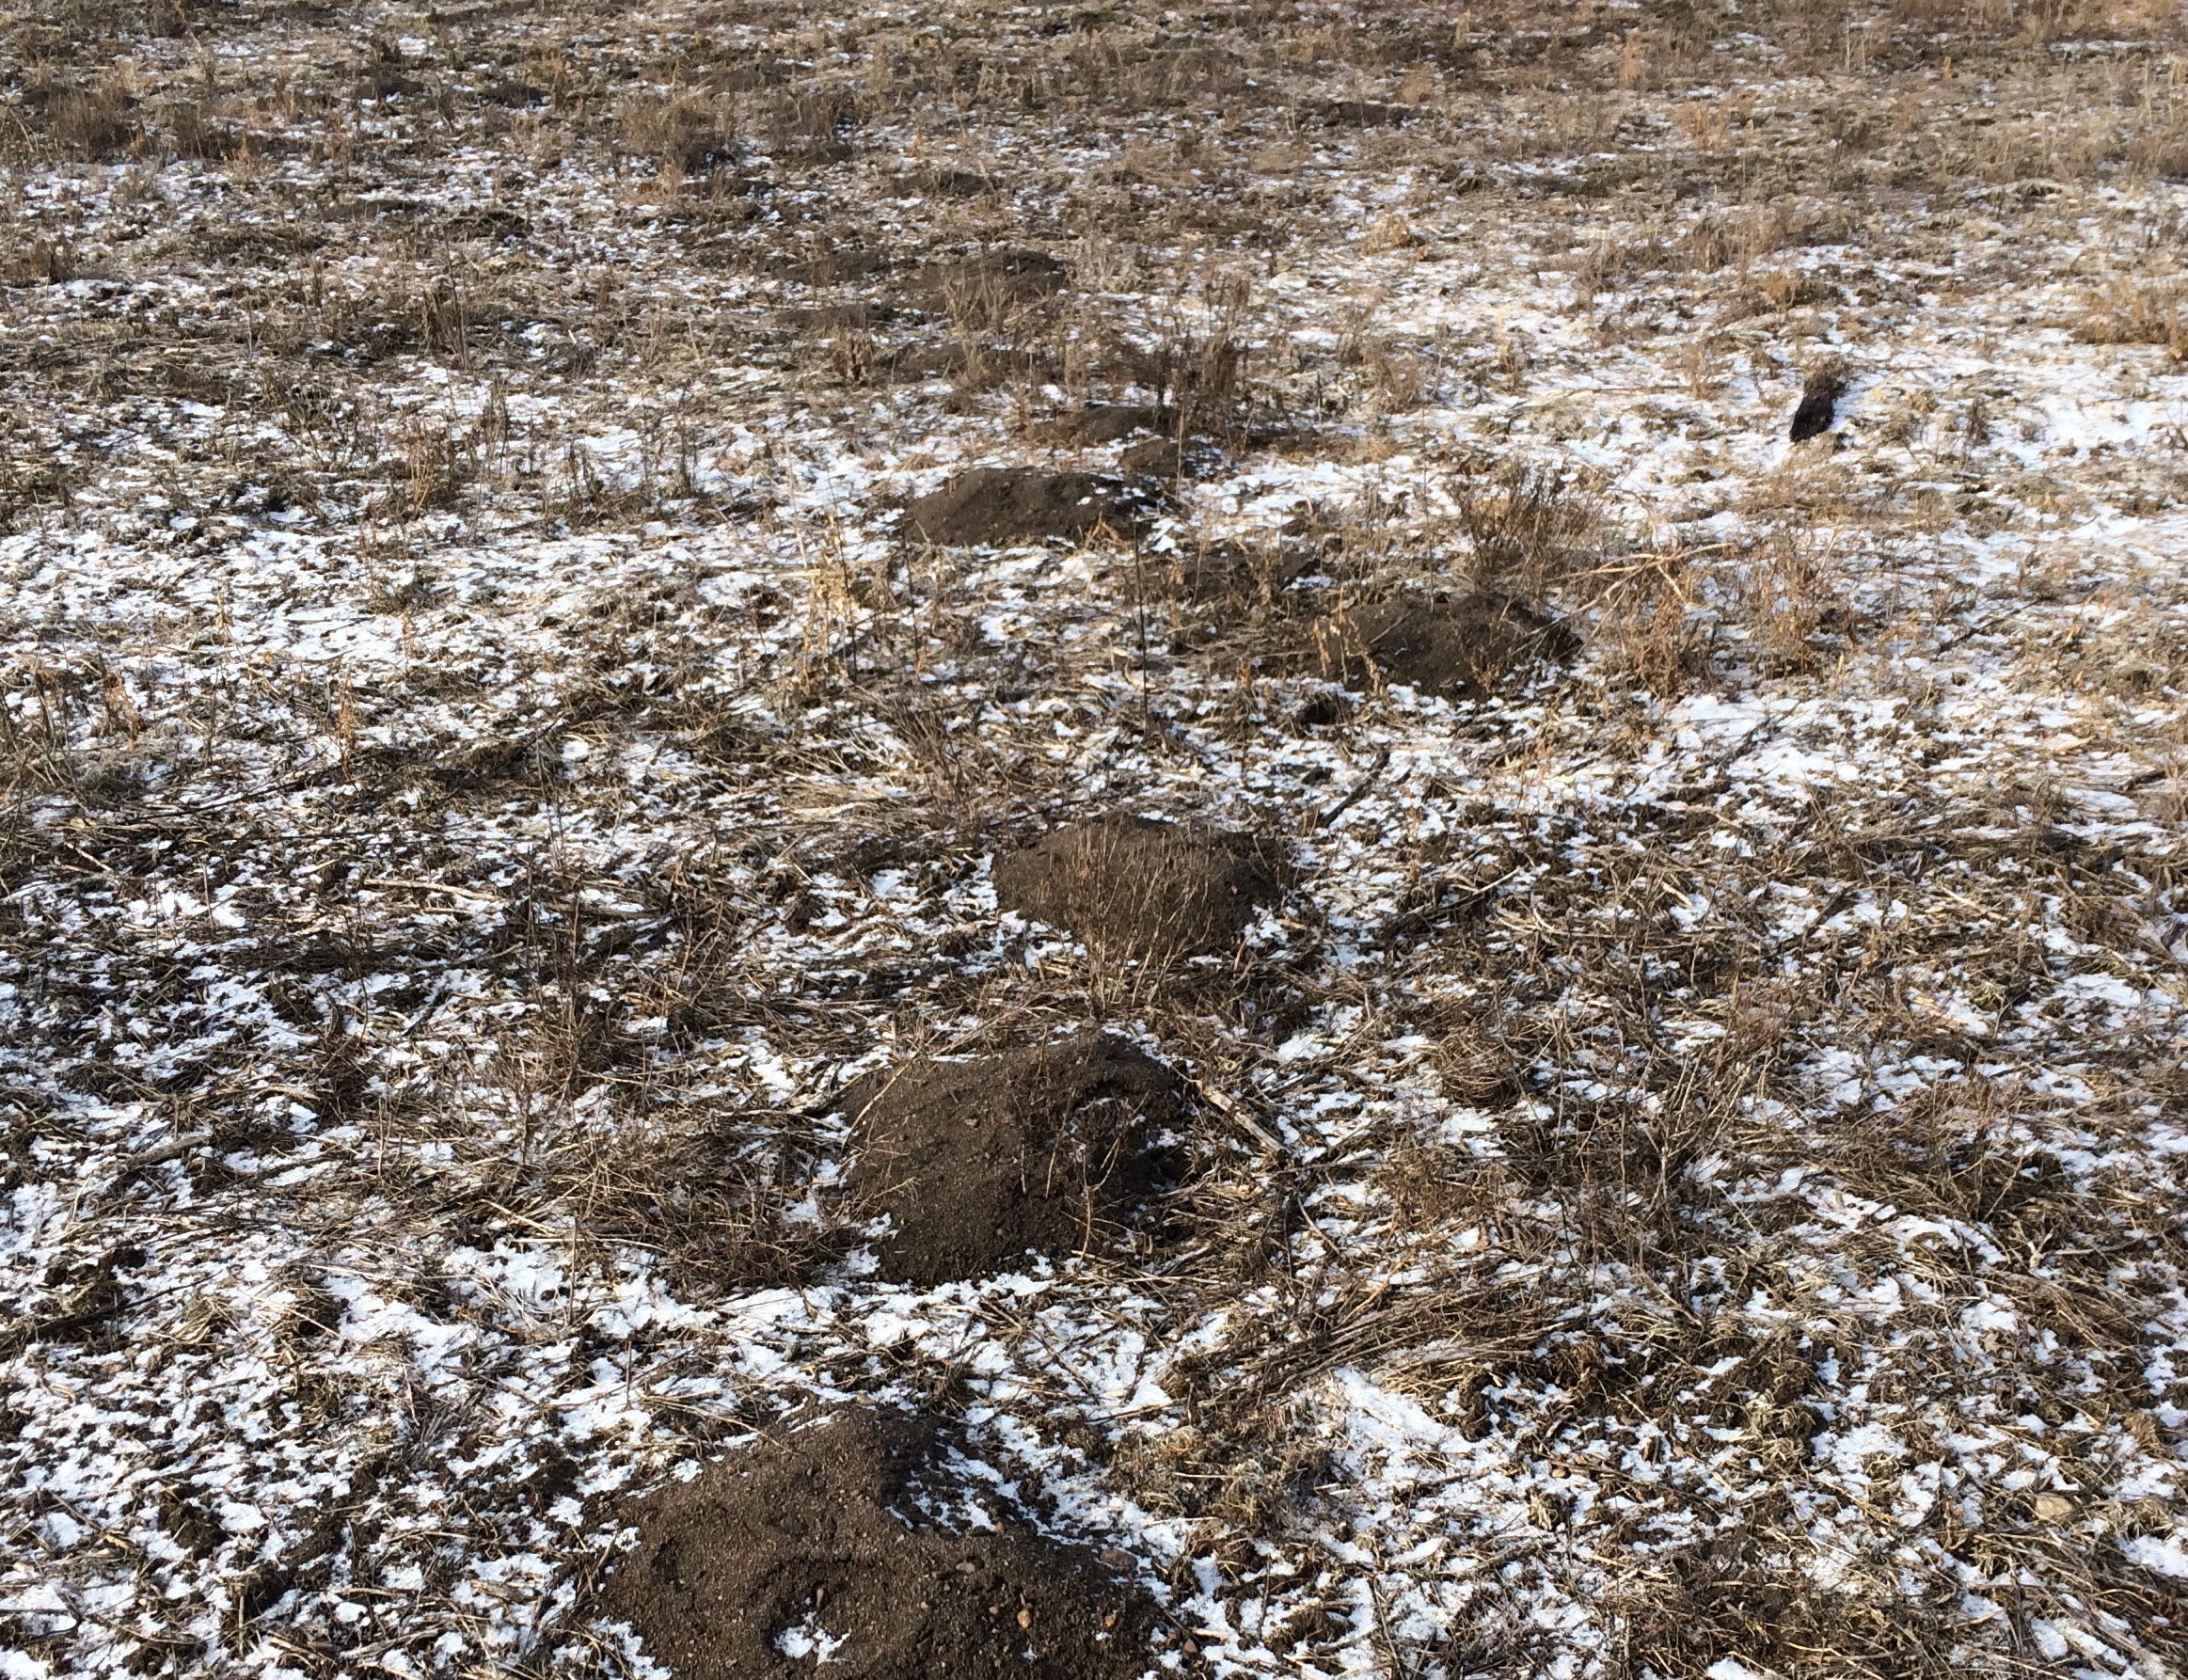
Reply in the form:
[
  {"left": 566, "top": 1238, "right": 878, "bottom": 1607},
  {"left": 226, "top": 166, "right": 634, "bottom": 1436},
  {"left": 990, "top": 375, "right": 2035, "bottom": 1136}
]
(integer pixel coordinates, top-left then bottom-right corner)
[
  {"left": 837, "top": 1034, "right": 1184, "bottom": 1285},
  {"left": 1338, "top": 592, "right": 1577, "bottom": 698},
  {"left": 922, "top": 247, "right": 1070, "bottom": 305},
  {"left": 600, "top": 1407, "right": 1169, "bottom": 1680},
  {"left": 1041, "top": 404, "right": 1172, "bottom": 444},
  {"left": 992, "top": 816, "right": 1285, "bottom": 959},
  {"left": 903, "top": 468, "right": 1156, "bottom": 546}
]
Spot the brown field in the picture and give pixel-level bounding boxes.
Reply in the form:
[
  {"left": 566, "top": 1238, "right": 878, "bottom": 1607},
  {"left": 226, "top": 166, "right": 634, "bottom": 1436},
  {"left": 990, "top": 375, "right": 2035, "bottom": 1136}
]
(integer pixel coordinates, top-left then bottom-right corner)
[{"left": 6, "top": 0, "right": 2188, "bottom": 1675}]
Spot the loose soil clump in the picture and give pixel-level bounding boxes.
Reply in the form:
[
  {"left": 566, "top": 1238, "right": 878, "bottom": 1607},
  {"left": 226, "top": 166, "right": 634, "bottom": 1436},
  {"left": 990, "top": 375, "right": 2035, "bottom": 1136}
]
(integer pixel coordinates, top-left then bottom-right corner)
[
  {"left": 992, "top": 815, "right": 1284, "bottom": 959},
  {"left": 903, "top": 468, "right": 1156, "bottom": 546},
  {"left": 1338, "top": 592, "right": 1577, "bottom": 698},
  {"left": 837, "top": 1034, "right": 1184, "bottom": 1285},
  {"left": 600, "top": 1406, "right": 1170, "bottom": 1680},
  {"left": 1041, "top": 404, "right": 1173, "bottom": 444},
  {"left": 923, "top": 246, "right": 1070, "bottom": 304}
]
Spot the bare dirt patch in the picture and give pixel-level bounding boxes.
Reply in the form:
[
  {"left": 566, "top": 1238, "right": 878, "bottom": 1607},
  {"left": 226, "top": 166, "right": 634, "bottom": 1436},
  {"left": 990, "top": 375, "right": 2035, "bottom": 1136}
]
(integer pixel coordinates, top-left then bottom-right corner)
[
  {"left": 599, "top": 1406, "right": 1170, "bottom": 1680},
  {"left": 836, "top": 1033, "right": 1184, "bottom": 1285},
  {"left": 991, "top": 816, "right": 1285, "bottom": 959},
  {"left": 921, "top": 247, "right": 1070, "bottom": 308},
  {"left": 1041, "top": 404, "right": 1173, "bottom": 445},
  {"left": 1338, "top": 592, "right": 1577, "bottom": 699},
  {"left": 902, "top": 468, "right": 1158, "bottom": 546}
]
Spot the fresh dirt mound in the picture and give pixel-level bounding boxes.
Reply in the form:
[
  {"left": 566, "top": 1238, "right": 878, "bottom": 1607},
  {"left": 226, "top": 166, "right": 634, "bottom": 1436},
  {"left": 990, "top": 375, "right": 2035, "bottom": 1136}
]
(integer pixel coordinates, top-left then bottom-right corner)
[
  {"left": 1041, "top": 404, "right": 1172, "bottom": 445},
  {"left": 992, "top": 816, "right": 1284, "bottom": 959},
  {"left": 1340, "top": 592, "right": 1577, "bottom": 698},
  {"left": 600, "top": 1407, "right": 1169, "bottom": 1680},
  {"left": 923, "top": 246, "right": 1070, "bottom": 303},
  {"left": 903, "top": 468, "right": 1155, "bottom": 546},
  {"left": 837, "top": 1034, "right": 1184, "bottom": 1285}
]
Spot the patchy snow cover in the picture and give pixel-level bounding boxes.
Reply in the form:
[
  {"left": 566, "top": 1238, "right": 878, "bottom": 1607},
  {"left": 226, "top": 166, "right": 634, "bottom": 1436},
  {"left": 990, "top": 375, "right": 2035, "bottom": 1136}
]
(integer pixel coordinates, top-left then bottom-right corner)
[{"left": 5, "top": 1, "right": 2188, "bottom": 1677}]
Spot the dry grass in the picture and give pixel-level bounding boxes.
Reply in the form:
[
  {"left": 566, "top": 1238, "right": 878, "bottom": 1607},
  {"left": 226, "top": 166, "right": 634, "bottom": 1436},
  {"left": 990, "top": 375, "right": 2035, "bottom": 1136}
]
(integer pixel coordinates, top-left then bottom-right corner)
[
  {"left": 5, "top": 0, "right": 2188, "bottom": 1675},
  {"left": 2075, "top": 278, "right": 2188, "bottom": 357}
]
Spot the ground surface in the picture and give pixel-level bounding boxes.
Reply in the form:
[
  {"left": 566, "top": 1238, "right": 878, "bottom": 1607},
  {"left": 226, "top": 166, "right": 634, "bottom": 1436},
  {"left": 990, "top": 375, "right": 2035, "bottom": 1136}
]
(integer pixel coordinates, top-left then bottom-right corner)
[{"left": 7, "top": 0, "right": 2188, "bottom": 1675}]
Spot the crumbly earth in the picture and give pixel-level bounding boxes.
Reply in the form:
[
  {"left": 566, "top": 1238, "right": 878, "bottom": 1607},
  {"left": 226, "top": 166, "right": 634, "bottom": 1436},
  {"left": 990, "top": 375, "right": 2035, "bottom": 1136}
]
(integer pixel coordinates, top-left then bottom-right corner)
[
  {"left": 1341, "top": 592, "right": 1578, "bottom": 700},
  {"left": 7, "top": 1, "right": 2188, "bottom": 1678},
  {"left": 598, "top": 1406, "right": 1174, "bottom": 1680},
  {"left": 991, "top": 816, "right": 1289, "bottom": 960},
  {"left": 905, "top": 467, "right": 1163, "bottom": 546},
  {"left": 837, "top": 1033, "right": 1187, "bottom": 1285}
]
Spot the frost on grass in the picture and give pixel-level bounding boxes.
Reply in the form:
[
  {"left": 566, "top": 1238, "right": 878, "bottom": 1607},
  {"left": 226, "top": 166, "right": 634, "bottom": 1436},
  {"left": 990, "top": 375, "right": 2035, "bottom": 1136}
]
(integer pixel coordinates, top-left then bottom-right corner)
[{"left": 6, "top": 0, "right": 2188, "bottom": 1676}]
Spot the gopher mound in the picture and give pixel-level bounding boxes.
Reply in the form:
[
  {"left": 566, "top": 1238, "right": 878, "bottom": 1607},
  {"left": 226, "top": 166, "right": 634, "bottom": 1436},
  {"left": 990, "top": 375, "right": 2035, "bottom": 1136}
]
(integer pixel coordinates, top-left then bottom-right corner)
[
  {"left": 1341, "top": 592, "right": 1576, "bottom": 698},
  {"left": 992, "top": 816, "right": 1284, "bottom": 959},
  {"left": 1040, "top": 404, "right": 1172, "bottom": 445},
  {"left": 923, "top": 246, "right": 1070, "bottom": 304},
  {"left": 838, "top": 1034, "right": 1184, "bottom": 1285},
  {"left": 904, "top": 468, "right": 1155, "bottom": 547},
  {"left": 600, "top": 1407, "right": 1168, "bottom": 1680}
]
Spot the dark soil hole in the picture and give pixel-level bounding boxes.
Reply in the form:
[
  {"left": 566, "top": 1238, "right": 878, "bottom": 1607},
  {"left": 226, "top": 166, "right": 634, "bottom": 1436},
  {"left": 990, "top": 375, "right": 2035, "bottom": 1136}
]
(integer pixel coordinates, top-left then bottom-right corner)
[
  {"left": 836, "top": 1033, "right": 1185, "bottom": 1285},
  {"left": 1118, "top": 436, "right": 1198, "bottom": 480},
  {"left": 992, "top": 815, "right": 1285, "bottom": 959},
  {"left": 1339, "top": 593, "right": 1576, "bottom": 699},
  {"left": 903, "top": 468, "right": 1156, "bottom": 546},
  {"left": 598, "top": 1406, "right": 1169, "bottom": 1680}
]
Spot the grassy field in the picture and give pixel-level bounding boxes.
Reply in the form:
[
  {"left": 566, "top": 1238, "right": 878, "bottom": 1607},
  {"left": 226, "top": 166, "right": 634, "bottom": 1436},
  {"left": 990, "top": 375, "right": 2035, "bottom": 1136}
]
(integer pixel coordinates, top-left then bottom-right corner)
[{"left": 7, "top": 0, "right": 2188, "bottom": 1674}]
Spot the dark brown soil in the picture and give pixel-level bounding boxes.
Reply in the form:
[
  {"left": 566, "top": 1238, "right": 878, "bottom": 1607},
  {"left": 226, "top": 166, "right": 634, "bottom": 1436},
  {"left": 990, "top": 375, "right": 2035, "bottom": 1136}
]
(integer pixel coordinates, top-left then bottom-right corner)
[
  {"left": 991, "top": 815, "right": 1284, "bottom": 959},
  {"left": 1041, "top": 404, "right": 1172, "bottom": 445},
  {"left": 1118, "top": 436, "right": 1188, "bottom": 480},
  {"left": 837, "top": 1034, "right": 1185, "bottom": 1285},
  {"left": 920, "top": 247, "right": 1070, "bottom": 305},
  {"left": 1340, "top": 592, "right": 1577, "bottom": 698},
  {"left": 600, "top": 1406, "right": 1170, "bottom": 1680},
  {"left": 903, "top": 468, "right": 1156, "bottom": 546},
  {"left": 1171, "top": 542, "right": 1319, "bottom": 604}
]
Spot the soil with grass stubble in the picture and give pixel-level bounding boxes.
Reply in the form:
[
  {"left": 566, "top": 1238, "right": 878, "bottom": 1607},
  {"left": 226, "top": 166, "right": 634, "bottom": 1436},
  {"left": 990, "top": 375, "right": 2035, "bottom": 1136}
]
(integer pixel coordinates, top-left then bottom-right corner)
[
  {"left": 991, "top": 816, "right": 1286, "bottom": 960},
  {"left": 836, "top": 1032, "right": 1185, "bottom": 1286},
  {"left": 598, "top": 1405, "right": 1175, "bottom": 1680}
]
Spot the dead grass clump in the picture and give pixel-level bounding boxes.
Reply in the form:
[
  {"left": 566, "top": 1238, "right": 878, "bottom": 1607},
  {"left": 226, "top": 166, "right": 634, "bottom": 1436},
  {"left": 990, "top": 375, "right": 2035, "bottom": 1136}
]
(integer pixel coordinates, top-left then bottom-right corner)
[
  {"left": 617, "top": 91, "right": 740, "bottom": 175},
  {"left": 381, "top": 416, "right": 476, "bottom": 519},
  {"left": 763, "top": 85, "right": 860, "bottom": 163},
  {"left": 2074, "top": 279, "right": 2188, "bottom": 358},
  {"left": 1737, "top": 522, "right": 1845, "bottom": 675},
  {"left": 1102, "top": 277, "right": 1255, "bottom": 434},
  {"left": 1572, "top": 235, "right": 1670, "bottom": 305},
  {"left": 165, "top": 100, "right": 246, "bottom": 162},
  {"left": 1452, "top": 459, "right": 1601, "bottom": 597},
  {"left": 47, "top": 78, "right": 141, "bottom": 160},
  {"left": 1813, "top": 1078, "right": 2077, "bottom": 1255},
  {"left": 1614, "top": 1521, "right": 1968, "bottom": 1680},
  {"left": 1580, "top": 546, "right": 1713, "bottom": 697}
]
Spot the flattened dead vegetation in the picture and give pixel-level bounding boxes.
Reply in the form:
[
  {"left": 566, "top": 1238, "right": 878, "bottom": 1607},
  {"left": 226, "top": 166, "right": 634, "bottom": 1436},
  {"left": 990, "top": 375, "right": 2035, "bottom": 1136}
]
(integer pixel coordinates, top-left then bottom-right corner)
[{"left": 6, "top": 0, "right": 2188, "bottom": 1677}]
